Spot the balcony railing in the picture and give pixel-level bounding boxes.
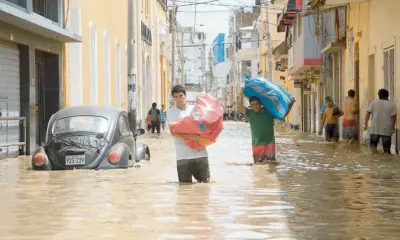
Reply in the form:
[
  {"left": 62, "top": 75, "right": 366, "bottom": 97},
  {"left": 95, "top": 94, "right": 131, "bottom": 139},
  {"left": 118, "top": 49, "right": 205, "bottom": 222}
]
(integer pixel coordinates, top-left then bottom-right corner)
[
  {"left": 5, "top": 0, "right": 26, "bottom": 8},
  {"left": 33, "top": 0, "right": 58, "bottom": 23}
]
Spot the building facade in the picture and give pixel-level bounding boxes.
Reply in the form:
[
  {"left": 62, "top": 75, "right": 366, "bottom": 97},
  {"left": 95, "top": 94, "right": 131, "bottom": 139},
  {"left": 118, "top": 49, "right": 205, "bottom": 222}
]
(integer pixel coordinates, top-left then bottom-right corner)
[
  {"left": 226, "top": 7, "right": 259, "bottom": 111},
  {"left": 212, "top": 33, "right": 225, "bottom": 65},
  {"left": 63, "top": 0, "right": 170, "bottom": 129},
  {"left": 174, "top": 26, "right": 206, "bottom": 90},
  {"left": 64, "top": 0, "right": 128, "bottom": 110},
  {"left": 0, "top": 0, "right": 80, "bottom": 158}
]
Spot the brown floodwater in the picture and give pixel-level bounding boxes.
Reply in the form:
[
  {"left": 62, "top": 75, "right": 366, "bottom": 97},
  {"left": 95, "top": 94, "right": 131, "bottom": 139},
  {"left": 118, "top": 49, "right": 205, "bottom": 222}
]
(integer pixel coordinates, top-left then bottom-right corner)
[{"left": 0, "top": 122, "right": 400, "bottom": 240}]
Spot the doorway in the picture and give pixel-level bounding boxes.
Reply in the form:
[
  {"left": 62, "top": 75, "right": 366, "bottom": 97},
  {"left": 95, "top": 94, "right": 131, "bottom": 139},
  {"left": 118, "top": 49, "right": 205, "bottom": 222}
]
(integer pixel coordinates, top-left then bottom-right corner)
[
  {"left": 354, "top": 43, "right": 360, "bottom": 136},
  {"left": 36, "top": 50, "right": 60, "bottom": 145}
]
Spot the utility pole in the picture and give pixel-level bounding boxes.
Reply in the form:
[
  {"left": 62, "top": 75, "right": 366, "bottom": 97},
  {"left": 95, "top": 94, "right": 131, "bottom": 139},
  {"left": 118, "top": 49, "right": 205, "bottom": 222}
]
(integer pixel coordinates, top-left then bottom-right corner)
[
  {"left": 208, "top": 49, "right": 213, "bottom": 93},
  {"left": 127, "top": 0, "right": 137, "bottom": 132},
  {"left": 259, "top": 0, "right": 273, "bottom": 81},
  {"left": 181, "top": 31, "right": 185, "bottom": 84},
  {"left": 171, "top": 0, "right": 177, "bottom": 86}
]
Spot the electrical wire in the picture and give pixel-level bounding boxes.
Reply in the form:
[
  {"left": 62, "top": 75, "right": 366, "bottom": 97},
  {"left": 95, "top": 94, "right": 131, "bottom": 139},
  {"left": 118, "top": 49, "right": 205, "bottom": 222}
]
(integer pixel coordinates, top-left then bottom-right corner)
[{"left": 176, "top": 37, "right": 285, "bottom": 47}]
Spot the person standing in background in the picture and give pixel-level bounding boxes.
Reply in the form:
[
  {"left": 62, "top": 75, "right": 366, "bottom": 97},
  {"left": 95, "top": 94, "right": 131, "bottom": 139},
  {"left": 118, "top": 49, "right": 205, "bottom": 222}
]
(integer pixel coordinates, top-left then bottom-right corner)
[
  {"left": 160, "top": 104, "right": 167, "bottom": 130},
  {"left": 148, "top": 103, "right": 161, "bottom": 134},
  {"left": 342, "top": 89, "right": 359, "bottom": 145},
  {"left": 319, "top": 97, "right": 343, "bottom": 142},
  {"left": 364, "top": 89, "right": 397, "bottom": 154}
]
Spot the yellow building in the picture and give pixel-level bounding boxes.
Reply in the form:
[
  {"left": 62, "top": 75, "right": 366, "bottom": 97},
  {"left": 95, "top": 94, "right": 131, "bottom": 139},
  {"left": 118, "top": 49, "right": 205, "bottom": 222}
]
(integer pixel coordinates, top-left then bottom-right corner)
[
  {"left": 63, "top": 0, "right": 170, "bottom": 128},
  {"left": 344, "top": 1, "right": 370, "bottom": 134},
  {"left": 136, "top": 0, "right": 170, "bottom": 127},
  {"left": 64, "top": 0, "right": 128, "bottom": 109}
]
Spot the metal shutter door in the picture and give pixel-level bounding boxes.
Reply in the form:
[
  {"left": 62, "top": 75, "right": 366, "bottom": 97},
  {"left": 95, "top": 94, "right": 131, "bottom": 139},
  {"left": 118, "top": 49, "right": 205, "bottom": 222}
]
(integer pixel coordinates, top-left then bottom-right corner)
[{"left": 0, "top": 42, "right": 20, "bottom": 158}]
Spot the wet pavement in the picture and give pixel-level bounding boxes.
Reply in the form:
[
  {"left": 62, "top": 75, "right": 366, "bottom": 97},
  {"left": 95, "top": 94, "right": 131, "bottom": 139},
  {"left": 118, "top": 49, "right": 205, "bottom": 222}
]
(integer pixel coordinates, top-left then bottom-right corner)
[{"left": 1, "top": 121, "right": 400, "bottom": 239}]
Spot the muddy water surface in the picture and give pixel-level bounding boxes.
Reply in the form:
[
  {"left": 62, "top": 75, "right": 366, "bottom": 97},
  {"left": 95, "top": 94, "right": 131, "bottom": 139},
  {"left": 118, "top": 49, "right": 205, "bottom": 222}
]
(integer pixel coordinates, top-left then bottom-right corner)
[{"left": 1, "top": 122, "right": 400, "bottom": 239}]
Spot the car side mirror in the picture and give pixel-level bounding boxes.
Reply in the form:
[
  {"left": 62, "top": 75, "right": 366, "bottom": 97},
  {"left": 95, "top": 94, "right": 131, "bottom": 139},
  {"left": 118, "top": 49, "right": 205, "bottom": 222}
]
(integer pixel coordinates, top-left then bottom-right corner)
[{"left": 135, "top": 128, "right": 145, "bottom": 136}]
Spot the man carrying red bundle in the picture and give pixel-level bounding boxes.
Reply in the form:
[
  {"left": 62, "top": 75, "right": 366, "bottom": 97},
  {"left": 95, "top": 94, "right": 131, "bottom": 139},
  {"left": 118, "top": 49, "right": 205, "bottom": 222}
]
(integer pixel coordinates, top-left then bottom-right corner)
[{"left": 167, "top": 84, "right": 210, "bottom": 183}]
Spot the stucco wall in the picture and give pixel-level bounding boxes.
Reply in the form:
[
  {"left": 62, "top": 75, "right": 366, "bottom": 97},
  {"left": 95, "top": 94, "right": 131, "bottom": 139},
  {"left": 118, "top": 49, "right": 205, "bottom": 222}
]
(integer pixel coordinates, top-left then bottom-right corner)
[
  {"left": 64, "top": 0, "right": 128, "bottom": 108},
  {"left": 369, "top": 0, "right": 400, "bottom": 102},
  {"left": 345, "top": 2, "right": 370, "bottom": 130}
]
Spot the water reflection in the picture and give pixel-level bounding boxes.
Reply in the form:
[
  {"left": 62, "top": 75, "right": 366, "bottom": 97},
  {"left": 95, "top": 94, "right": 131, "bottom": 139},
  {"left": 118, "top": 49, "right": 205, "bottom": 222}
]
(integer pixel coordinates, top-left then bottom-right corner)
[{"left": 0, "top": 122, "right": 399, "bottom": 239}]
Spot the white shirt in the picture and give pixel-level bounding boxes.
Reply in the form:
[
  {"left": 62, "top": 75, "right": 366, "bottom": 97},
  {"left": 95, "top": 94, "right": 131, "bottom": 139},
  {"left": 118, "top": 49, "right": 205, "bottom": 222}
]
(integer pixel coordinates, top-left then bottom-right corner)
[
  {"left": 368, "top": 99, "right": 397, "bottom": 136},
  {"left": 167, "top": 105, "right": 208, "bottom": 161}
]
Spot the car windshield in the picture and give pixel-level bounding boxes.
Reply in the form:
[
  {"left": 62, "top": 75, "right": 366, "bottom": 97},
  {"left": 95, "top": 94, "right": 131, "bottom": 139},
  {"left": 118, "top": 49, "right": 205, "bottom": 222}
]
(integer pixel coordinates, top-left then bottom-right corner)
[{"left": 52, "top": 116, "right": 109, "bottom": 134}]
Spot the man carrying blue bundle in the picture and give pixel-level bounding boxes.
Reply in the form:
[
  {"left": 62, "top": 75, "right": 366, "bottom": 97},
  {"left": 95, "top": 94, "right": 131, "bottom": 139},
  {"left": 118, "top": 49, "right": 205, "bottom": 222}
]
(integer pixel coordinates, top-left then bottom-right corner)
[{"left": 241, "top": 94, "right": 276, "bottom": 164}]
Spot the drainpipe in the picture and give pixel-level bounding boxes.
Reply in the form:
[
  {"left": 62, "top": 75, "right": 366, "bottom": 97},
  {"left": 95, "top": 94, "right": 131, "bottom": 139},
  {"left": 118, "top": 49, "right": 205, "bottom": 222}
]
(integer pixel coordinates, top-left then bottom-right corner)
[
  {"left": 395, "top": 36, "right": 398, "bottom": 154},
  {"left": 127, "top": 0, "right": 137, "bottom": 132}
]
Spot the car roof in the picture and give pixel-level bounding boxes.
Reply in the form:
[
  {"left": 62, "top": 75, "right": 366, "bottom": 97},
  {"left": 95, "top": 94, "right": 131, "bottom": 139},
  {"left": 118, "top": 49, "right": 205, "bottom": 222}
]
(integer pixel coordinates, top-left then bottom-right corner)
[{"left": 52, "top": 105, "right": 122, "bottom": 120}]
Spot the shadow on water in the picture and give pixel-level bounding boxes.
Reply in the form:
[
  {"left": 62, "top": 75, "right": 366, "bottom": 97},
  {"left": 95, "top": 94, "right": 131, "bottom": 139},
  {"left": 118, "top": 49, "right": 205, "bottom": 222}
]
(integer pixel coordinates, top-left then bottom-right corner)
[{"left": 0, "top": 122, "right": 399, "bottom": 239}]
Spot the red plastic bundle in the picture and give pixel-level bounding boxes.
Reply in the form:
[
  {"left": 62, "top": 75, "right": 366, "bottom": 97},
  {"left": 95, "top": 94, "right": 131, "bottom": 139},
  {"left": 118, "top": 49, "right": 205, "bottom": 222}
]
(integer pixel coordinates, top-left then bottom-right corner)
[{"left": 171, "top": 92, "right": 224, "bottom": 149}]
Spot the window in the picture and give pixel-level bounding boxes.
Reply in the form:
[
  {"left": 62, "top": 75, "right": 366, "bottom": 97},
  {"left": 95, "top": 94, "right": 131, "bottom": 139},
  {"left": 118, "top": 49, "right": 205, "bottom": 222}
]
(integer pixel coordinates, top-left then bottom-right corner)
[
  {"left": 116, "top": 40, "right": 121, "bottom": 109},
  {"left": 104, "top": 31, "right": 111, "bottom": 105},
  {"left": 89, "top": 21, "right": 98, "bottom": 104},
  {"left": 118, "top": 115, "right": 131, "bottom": 136},
  {"left": 383, "top": 47, "right": 395, "bottom": 101},
  {"left": 52, "top": 116, "right": 108, "bottom": 134},
  {"left": 6, "top": 0, "right": 26, "bottom": 8}
]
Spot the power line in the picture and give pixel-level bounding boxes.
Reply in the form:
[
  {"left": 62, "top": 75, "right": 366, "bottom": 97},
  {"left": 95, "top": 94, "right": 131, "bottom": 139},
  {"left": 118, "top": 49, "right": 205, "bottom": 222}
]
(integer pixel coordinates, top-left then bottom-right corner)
[{"left": 175, "top": 38, "right": 285, "bottom": 47}]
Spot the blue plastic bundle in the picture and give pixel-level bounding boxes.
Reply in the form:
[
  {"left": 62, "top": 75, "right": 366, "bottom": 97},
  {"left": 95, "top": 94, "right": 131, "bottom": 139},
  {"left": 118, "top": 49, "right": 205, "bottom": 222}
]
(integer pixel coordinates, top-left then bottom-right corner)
[{"left": 243, "top": 75, "right": 296, "bottom": 120}]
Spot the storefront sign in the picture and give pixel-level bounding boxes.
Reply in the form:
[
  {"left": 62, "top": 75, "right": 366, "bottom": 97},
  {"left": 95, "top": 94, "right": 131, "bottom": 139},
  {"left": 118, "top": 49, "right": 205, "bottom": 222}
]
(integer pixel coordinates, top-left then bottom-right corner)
[
  {"left": 294, "top": 80, "right": 301, "bottom": 88},
  {"left": 303, "top": 90, "right": 311, "bottom": 95}
]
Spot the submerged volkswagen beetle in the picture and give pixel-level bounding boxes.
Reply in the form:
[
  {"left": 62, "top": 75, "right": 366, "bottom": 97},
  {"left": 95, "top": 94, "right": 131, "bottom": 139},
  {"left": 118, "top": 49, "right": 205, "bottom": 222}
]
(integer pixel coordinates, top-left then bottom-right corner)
[{"left": 32, "top": 106, "right": 150, "bottom": 170}]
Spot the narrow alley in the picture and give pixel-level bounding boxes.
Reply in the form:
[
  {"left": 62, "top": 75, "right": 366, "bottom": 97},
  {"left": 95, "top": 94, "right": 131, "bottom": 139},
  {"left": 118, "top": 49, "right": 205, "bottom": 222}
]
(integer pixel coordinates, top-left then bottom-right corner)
[{"left": 1, "top": 122, "right": 399, "bottom": 239}]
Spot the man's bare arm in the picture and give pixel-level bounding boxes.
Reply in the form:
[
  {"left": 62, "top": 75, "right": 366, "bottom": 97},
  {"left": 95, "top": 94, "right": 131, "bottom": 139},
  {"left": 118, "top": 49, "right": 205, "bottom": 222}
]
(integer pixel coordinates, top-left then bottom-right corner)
[
  {"left": 391, "top": 115, "right": 397, "bottom": 130},
  {"left": 364, "top": 112, "right": 371, "bottom": 129},
  {"left": 168, "top": 123, "right": 200, "bottom": 140},
  {"left": 319, "top": 112, "right": 326, "bottom": 133}
]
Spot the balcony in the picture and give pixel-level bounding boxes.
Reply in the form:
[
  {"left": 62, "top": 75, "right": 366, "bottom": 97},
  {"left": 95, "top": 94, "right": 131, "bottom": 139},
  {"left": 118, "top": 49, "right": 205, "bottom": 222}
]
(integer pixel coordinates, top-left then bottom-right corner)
[
  {"left": 236, "top": 48, "right": 258, "bottom": 62},
  {"left": 321, "top": 7, "right": 346, "bottom": 54},
  {"left": 288, "top": 16, "right": 322, "bottom": 77},
  {"left": 0, "top": 0, "right": 81, "bottom": 42},
  {"left": 277, "top": 0, "right": 297, "bottom": 31}
]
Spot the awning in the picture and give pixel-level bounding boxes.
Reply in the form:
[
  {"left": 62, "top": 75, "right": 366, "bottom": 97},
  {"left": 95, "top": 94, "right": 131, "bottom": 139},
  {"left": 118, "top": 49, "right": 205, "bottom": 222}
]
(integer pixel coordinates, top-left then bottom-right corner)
[{"left": 272, "top": 41, "right": 288, "bottom": 58}]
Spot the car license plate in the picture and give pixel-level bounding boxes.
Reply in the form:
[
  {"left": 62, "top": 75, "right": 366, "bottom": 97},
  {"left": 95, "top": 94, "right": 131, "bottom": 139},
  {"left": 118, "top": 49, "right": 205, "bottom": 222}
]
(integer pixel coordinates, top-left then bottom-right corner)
[{"left": 65, "top": 155, "right": 85, "bottom": 165}]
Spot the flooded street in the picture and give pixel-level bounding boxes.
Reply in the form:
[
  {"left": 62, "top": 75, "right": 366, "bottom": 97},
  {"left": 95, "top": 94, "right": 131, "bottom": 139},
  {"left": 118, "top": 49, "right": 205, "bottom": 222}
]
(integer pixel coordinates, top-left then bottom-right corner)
[{"left": 1, "top": 122, "right": 400, "bottom": 239}]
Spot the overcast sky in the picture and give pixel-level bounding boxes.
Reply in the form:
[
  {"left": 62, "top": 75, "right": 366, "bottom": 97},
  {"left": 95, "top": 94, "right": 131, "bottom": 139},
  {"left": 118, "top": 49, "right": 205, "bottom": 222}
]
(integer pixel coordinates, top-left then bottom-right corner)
[{"left": 175, "top": 0, "right": 257, "bottom": 45}]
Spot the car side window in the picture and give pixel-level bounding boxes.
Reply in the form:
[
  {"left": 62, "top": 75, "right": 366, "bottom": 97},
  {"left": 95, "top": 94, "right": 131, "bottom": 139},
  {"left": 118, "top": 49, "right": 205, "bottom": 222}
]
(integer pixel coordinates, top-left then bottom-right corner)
[{"left": 118, "top": 115, "right": 131, "bottom": 136}]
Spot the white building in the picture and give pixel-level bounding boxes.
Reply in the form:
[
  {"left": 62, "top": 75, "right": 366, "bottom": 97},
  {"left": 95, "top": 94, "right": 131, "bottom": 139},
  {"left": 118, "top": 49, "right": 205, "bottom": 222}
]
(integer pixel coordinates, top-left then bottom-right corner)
[
  {"left": 212, "top": 60, "right": 231, "bottom": 104},
  {"left": 174, "top": 26, "right": 206, "bottom": 88}
]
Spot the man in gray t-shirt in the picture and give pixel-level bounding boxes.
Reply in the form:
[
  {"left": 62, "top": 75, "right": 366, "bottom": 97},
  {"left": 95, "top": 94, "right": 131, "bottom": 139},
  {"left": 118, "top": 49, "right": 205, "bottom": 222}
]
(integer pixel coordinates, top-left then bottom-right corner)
[{"left": 364, "top": 89, "right": 397, "bottom": 154}]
